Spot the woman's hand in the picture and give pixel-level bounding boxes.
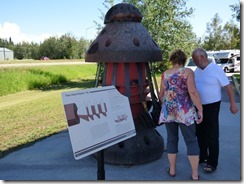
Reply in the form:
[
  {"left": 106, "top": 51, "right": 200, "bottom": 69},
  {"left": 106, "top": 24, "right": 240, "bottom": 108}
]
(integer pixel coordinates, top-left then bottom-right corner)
[{"left": 196, "top": 111, "right": 203, "bottom": 124}]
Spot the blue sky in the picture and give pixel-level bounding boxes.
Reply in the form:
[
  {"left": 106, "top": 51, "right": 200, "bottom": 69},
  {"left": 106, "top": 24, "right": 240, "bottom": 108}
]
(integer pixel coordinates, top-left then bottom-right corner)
[{"left": 0, "top": 0, "right": 240, "bottom": 43}]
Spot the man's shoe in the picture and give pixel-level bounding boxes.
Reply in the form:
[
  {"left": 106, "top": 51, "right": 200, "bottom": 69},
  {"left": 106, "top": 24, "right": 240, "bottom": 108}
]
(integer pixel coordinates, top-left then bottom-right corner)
[{"left": 199, "top": 159, "right": 207, "bottom": 164}]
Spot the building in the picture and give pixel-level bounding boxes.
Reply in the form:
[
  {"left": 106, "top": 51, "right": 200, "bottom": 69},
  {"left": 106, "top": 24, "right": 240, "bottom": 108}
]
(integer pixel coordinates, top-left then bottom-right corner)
[{"left": 0, "top": 47, "right": 14, "bottom": 60}]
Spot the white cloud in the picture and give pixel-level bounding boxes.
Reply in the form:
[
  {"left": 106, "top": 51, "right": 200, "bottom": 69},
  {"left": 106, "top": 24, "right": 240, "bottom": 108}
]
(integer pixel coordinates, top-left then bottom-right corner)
[{"left": 0, "top": 22, "right": 55, "bottom": 44}]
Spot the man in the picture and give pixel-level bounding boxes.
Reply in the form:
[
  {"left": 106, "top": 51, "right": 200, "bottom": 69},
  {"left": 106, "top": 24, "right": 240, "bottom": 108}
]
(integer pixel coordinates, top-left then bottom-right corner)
[{"left": 191, "top": 48, "right": 238, "bottom": 173}]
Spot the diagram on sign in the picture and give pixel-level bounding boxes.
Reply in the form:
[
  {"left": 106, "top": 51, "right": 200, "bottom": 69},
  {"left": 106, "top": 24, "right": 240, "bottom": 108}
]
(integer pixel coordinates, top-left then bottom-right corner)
[
  {"left": 115, "top": 114, "right": 128, "bottom": 123},
  {"left": 64, "top": 100, "right": 108, "bottom": 126}
]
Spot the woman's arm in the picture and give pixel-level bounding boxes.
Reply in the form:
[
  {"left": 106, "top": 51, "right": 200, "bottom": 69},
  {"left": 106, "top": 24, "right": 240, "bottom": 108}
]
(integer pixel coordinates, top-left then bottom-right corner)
[
  {"left": 186, "top": 69, "right": 203, "bottom": 123},
  {"left": 159, "top": 73, "right": 165, "bottom": 103}
]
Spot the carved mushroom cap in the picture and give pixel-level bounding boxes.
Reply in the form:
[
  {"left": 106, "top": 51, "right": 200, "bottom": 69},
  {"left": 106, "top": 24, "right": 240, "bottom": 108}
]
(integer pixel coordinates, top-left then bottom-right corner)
[
  {"left": 104, "top": 3, "right": 143, "bottom": 23},
  {"left": 85, "top": 3, "right": 162, "bottom": 63}
]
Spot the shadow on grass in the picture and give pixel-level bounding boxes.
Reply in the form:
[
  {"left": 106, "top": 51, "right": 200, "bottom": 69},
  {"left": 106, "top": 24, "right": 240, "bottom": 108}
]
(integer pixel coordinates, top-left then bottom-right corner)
[{"left": 40, "top": 79, "right": 96, "bottom": 91}]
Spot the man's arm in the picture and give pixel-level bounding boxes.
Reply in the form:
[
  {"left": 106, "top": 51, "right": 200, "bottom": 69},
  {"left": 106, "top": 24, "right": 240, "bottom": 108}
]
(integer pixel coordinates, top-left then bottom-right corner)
[{"left": 224, "top": 84, "right": 238, "bottom": 114}]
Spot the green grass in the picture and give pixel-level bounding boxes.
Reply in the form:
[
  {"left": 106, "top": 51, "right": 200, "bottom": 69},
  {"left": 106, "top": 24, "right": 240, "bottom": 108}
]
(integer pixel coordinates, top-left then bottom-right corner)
[
  {"left": 0, "top": 64, "right": 96, "bottom": 96},
  {"left": 233, "top": 74, "right": 240, "bottom": 83},
  {"left": 0, "top": 63, "right": 97, "bottom": 158}
]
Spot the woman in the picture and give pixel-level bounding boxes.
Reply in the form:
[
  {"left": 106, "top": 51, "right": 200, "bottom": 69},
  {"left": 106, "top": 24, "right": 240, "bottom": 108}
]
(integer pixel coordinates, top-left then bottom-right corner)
[{"left": 159, "top": 49, "right": 203, "bottom": 180}]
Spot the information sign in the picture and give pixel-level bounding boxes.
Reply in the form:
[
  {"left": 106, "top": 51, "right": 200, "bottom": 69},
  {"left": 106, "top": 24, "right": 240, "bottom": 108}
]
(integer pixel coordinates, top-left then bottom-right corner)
[{"left": 61, "top": 85, "right": 136, "bottom": 160}]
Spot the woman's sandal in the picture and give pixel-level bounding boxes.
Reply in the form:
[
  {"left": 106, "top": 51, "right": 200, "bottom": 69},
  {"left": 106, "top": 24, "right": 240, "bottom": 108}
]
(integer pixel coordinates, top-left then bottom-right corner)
[
  {"left": 204, "top": 165, "right": 216, "bottom": 173},
  {"left": 166, "top": 167, "right": 176, "bottom": 177},
  {"left": 191, "top": 175, "right": 200, "bottom": 180}
]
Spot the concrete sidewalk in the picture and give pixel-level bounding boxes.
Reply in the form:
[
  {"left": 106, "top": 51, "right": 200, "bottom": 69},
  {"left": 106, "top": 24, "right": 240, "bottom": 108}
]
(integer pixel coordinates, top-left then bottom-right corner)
[{"left": 0, "top": 100, "right": 241, "bottom": 182}]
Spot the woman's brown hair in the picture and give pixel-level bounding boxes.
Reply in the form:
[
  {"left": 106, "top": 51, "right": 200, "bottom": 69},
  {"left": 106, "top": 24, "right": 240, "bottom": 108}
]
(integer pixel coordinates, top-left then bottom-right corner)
[{"left": 169, "top": 49, "right": 187, "bottom": 66}]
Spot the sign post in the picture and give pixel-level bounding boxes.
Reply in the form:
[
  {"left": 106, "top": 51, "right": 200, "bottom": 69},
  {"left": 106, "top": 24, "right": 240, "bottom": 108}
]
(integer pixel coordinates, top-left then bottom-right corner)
[
  {"left": 61, "top": 85, "right": 136, "bottom": 180},
  {"left": 97, "top": 150, "right": 105, "bottom": 180}
]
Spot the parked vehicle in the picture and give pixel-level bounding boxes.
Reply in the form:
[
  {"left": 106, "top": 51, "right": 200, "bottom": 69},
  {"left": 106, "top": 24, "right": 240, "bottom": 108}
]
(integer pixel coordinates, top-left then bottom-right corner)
[
  {"left": 213, "top": 50, "right": 240, "bottom": 61},
  {"left": 185, "top": 56, "right": 216, "bottom": 71},
  {"left": 216, "top": 54, "right": 240, "bottom": 73},
  {"left": 206, "top": 51, "right": 216, "bottom": 58}
]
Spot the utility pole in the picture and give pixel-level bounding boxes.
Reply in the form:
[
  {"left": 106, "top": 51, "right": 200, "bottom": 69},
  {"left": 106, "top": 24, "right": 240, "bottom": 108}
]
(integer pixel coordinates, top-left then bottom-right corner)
[
  {"left": 85, "top": 25, "right": 96, "bottom": 50},
  {"left": 85, "top": 25, "right": 96, "bottom": 41}
]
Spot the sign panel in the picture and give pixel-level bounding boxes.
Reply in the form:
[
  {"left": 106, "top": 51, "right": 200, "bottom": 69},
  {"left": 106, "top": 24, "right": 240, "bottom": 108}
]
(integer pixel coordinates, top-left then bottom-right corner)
[{"left": 61, "top": 85, "right": 136, "bottom": 160}]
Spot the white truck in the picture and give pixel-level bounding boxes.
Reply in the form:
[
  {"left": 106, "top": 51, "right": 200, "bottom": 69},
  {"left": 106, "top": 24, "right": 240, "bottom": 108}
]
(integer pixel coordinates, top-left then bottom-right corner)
[
  {"left": 212, "top": 50, "right": 240, "bottom": 60},
  {"left": 216, "top": 54, "right": 240, "bottom": 73}
]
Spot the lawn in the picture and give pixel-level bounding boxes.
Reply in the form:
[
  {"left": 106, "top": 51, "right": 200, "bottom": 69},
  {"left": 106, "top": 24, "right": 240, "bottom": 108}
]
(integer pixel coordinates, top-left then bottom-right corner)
[
  {"left": 0, "top": 63, "right": 96, "bottom": 96},
  {"left": 0, "top": 63, "right": 96, "bottom": 158}
]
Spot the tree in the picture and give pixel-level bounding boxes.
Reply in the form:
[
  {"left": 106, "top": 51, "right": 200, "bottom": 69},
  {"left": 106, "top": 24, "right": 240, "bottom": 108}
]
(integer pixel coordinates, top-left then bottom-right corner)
[
  {"left": 93, "top": 0, "right": 115, "bottom": 35},
  {"left": 13, "top": 43, "right": 25, "bottom": 60},
  {"left": 122, "top": 0, "right": 198, "bottom": 72},
  {"left": 230, "top": 3, "right": 240, "bottom": 22},
  {"left": 59, "top": 33, "right": 77, "bottom": 59},
  {"left": 0, "top": 38, "right": 14, "bottom": 51},
  {"left": 38, "top": 33, "right": 87, "bottom": 59},
  {"left": 202, "top": 12, "right": 240, "bottom": 51},
  {"left": 78, "top": 38, "right": 88, "bottom": 58},
  {"left": 202, "top": 13, "right": 225, "bottom": 50},
  {"left": 39, "top": 36, "right": 59, "bottom": 59},
  {"left": 222, "top": 21, "right": 240, "bottom": 49},
  {"left": 29, "top": 42, "right": 41, "bottom": 60}
]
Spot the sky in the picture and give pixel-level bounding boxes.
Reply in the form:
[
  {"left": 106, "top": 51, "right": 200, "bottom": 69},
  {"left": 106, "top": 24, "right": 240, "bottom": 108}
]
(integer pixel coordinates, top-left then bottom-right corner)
[{"left": 0, "top": 0, "right": 240, "bottom": 44}]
